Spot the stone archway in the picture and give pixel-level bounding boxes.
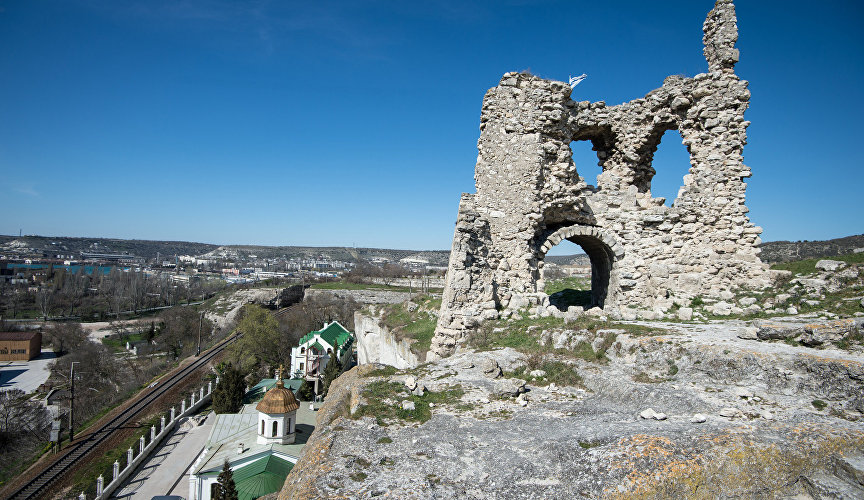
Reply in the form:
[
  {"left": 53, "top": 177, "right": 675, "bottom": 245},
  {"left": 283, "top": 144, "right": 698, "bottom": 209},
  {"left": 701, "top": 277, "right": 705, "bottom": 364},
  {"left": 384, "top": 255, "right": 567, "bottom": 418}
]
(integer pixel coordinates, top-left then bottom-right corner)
[{"left": 538, "top": 225, "right": 623, "bottom": 309}]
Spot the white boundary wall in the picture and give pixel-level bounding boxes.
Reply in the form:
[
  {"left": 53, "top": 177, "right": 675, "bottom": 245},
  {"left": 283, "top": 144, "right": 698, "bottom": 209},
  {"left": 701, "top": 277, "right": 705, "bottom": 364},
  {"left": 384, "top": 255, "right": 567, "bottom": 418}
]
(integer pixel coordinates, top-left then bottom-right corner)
[{"left": 73, "top": 378, "right": 217, "bottom": 500}]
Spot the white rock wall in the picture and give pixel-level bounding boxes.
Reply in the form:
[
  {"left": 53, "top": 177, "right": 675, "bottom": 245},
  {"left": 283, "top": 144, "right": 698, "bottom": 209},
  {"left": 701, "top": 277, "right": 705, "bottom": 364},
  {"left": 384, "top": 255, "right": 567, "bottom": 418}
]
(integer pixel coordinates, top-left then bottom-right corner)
[{"left": 354, "top": 311, "right": 420, "bottom": 369}]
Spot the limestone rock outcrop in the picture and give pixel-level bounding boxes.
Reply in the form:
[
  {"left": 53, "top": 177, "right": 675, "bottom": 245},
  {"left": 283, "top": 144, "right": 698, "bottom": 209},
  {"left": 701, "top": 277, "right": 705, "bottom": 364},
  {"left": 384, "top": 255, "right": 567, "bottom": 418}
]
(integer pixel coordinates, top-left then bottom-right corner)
[
  {"left": 355, "top": 311, "right": 420, "bottom": 369},
  {"left": 277, "top": 320, "right": 864, "bottom": 498}
]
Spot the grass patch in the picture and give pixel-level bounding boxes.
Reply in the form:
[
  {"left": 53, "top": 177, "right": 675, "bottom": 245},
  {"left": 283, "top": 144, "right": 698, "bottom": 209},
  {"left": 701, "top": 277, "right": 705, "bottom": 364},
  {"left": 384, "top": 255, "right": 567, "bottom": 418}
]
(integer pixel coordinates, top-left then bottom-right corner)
[
  {"left": 633, "top": 372, "right": 668, "bottom": 384},
  {"left": 101, "top": 332, "right": 146, "bottom": 349},
  {"left": 666, "top": 359, "right": 679, "bottom": 376},
  {"left": 770, "top": 252, "right": 864, "bottom": 275},
  {"left": 68, "top": 415, "right": 160, "bottom": 497},
  {"left": 470, "top": 313, "right": 657, "bottom": 363},
  {"left": 349, "top": 472, "right": 368, "bottom": 482},
  {"left": 545, "top": 277, "right": 592, "bottom": 310},
  {"left": 507, "top": 355, "right": 583, "bottom": 388},
  {"left": 579, "top": 441, "right": 601, "bottom": 449},
  {"left": 479, "top": 408, "right": 513, "bottom": 420},
  {"left": 812, "top": 399, "right": 827, "bottom": 411},
  {"left": 376, "top": 436, "right": 393, "bottom": 444},
  {"left": 378, "top": 295, "right": 439, "bottom": 355},
  {"left": 352, "top": 381, "right": 464, "bottom": 425},
  {"left": 545, "top": 276, "right": 590, "bottom": 295},
  {"left": 364, "top": 365, "right": 398, "bottom": 378}
]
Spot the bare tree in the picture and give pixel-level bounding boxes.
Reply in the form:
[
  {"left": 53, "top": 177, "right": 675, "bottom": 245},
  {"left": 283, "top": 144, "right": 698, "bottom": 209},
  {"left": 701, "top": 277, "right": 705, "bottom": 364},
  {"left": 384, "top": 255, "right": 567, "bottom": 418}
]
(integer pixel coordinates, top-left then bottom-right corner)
[{"left": 37, "top": 286, "right": 54, "bottom": 320}]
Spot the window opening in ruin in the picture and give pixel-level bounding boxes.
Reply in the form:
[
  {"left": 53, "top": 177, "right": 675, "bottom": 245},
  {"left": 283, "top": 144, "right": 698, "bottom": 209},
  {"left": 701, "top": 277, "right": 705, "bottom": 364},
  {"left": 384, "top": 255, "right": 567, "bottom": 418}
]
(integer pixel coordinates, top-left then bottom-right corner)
[
  {"left": 570, "top": 140, "right": 603, "bottom": 188},
  {"left": 543, "top": 239, "right": 593, "bottom": 311},
  {"left": 648, "top": 129, "right": 691, "bottom": 207}
]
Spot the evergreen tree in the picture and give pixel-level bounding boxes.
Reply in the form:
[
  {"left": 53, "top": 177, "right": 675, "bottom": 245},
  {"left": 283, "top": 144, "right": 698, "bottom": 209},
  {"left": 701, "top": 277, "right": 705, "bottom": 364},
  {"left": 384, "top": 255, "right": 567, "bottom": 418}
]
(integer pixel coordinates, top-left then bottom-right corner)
[
  {"left": 212, "top": 363, "right": 245, "bottom": 414},
  {"left": 145, "top": 321, "right": 156, "bottom": 343},
  {"left": 214, "top": 459, "right": 239, "bottom": 500},
  {"left": 321, "top": 355, "right": 343, "bottom": 396},
  {"left": 297, "top": 379, "right": 315, "bottom": 401}
]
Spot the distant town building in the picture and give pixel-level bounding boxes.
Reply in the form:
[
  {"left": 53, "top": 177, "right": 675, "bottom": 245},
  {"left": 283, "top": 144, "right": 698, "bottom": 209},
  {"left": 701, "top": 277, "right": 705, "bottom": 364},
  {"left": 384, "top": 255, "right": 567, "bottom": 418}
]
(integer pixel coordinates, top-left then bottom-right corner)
[{"left": 0, "top": 331, "right": 42, "bottom": 361}]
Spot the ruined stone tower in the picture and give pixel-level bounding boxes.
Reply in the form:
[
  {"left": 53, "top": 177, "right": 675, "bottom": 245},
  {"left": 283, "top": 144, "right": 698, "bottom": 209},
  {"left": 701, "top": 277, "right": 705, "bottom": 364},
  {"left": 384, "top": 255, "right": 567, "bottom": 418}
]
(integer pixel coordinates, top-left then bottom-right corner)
[{"left": 430, "top": 0, "right": 771, "bottom": 359}]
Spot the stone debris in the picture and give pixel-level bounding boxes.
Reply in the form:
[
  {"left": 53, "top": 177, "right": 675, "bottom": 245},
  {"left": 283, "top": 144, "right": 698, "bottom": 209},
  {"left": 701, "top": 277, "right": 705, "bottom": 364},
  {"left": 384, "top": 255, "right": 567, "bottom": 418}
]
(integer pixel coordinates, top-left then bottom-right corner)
[
  {"left": 737, "top": 327, "right": 758, "bottom": 340},
  {"left": 816, "top": 260, "right": 846, "bottom": 272},
  {"left": 405, "top": 376, "right": 418, "bottom": 391},
  {"left": 401, "top": 400, "right": 415, "bottom": 411},
  {"left": 481, "top": 358, "right": 502, "bottom": 379},
  {"left": 734, "top": 387, "right": 754, "bottom": 399},
  {"left": 639, "top": 408, "right": 658, "bottom": 420},
  {"left": 493, "top": 378, "right": 526, "bottom": 398},
  {"left": 690, "top": 413, "right": 707, "bottom": 423},
  {"left": 751, "top": 318, "right": 863, "bottom": 348},
  {"left": 712, "top": 301, "right": 733, "bottom": 316},
  {"left": 719, "top": 407, "right": 744, "bottom": 419}
]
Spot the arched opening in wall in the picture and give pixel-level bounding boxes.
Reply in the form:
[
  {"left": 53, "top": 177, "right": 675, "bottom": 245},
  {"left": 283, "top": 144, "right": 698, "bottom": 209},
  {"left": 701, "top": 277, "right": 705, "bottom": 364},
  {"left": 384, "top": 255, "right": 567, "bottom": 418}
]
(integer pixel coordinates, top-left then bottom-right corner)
[
  {"left": 570, "top": 140, "right": 603, "bottom": 188},
  {"left": 648, "top": 129, "right": 692, "bottom": 206},
  {"left": 542, "top": 233, "right": 614, "bottom": 311},
  {"left": 543, "top": 239, "right": 591, "bottom": 310}
]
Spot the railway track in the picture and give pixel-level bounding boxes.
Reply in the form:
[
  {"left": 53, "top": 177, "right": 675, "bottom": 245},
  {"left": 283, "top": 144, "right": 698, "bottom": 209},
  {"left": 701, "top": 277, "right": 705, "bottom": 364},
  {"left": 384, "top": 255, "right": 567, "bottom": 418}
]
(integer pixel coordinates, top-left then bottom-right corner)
[{"left": 4, "top": 333, "right": 239, "bottom": 500}]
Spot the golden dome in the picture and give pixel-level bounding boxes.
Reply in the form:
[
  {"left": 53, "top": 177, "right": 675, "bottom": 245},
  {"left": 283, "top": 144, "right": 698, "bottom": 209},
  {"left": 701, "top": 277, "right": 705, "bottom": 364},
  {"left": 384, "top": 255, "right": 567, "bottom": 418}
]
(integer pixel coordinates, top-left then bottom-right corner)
[{"left": 256, "top": 380, "right": 300, "bottom": 414}]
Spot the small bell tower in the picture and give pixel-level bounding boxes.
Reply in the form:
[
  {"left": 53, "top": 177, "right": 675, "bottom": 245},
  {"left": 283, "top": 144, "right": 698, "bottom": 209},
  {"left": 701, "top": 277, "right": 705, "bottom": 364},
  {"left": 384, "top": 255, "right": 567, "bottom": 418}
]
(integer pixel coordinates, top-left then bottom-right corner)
[{"left": 256, "top": 365, "right": 299, "bottom": 445}]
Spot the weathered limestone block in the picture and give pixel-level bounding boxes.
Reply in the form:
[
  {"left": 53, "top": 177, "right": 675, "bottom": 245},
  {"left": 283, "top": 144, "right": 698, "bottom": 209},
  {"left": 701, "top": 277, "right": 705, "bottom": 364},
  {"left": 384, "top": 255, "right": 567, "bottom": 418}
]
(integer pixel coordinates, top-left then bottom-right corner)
[{"left": 430, "top": 0, "right": 770, "bottom": 358}]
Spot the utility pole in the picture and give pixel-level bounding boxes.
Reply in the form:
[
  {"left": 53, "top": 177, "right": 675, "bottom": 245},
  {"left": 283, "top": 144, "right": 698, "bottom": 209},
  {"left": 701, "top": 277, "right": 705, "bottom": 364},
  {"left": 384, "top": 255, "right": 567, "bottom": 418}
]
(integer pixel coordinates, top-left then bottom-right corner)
[
  {"left": 197, "top": 311, "right": 203, "bottom": 356},
  {"left": 69, "top": 361, "right": 80, "bottom": 442}
]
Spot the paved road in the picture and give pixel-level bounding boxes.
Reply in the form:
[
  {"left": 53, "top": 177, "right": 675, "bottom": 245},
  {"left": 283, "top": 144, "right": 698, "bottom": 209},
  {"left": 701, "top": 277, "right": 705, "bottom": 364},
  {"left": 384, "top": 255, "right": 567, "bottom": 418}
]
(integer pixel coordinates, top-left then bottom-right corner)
[
  {"left": 0, "top": 349, "right": 57, "bottom": 393},
  {"left": 113, "top": 412, "right": 215, "bottom": 500}
]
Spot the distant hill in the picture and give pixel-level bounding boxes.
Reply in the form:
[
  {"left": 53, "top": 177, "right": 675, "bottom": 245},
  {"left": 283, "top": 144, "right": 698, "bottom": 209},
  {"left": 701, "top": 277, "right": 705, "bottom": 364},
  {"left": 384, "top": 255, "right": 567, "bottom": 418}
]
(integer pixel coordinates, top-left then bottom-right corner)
[
  {"left": 5, "top": 233, "right": 861, "bottom": 266},
  {"left": 545, "top": 254, "right": 590, "bottom": 266},
  {"left": 201, "top": 245, "right": 451, "bottom": 266},
  {"left": 758, "top": 234, "right": 864, "bottom": 262},
  {"left": 0, "top": 235, "right": 450, "bottom": 265},
  {"left": 0, "top": 235, "right": 219, "bottom": 260}
]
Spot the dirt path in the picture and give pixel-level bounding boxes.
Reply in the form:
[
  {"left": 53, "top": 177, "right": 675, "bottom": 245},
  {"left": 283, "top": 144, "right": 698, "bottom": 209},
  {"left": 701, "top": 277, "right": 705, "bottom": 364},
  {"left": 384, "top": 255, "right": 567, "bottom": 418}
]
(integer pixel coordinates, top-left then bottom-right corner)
[{"left": 80, "top": 319, "right": 151, "bottom": 342}]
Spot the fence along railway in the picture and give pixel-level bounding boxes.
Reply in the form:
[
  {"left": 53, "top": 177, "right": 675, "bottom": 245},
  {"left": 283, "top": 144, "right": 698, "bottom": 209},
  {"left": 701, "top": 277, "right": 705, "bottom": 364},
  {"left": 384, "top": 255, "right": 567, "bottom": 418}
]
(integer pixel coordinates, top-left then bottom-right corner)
[{"left": 4, "top": 333, "right": 239, "bottom": 500}]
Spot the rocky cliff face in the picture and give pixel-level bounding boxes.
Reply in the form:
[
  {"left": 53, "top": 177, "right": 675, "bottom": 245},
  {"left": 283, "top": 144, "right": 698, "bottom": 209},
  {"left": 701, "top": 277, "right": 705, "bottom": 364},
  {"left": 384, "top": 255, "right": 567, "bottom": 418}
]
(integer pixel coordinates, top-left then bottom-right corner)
[
  {"left": 355, "top": 311, "right": 420, "bottom": 369},
  {"left": 305, "top": 288, "right": 411, "bottom": 305},
  {"left": 278, "top": 316, "right": 864, "bottom": 498}
]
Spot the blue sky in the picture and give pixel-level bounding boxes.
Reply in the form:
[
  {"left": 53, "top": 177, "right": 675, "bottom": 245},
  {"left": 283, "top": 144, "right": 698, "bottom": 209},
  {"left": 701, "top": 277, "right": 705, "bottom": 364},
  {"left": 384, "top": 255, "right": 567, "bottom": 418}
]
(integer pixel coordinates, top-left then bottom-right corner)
[{"left": 1, "top": 1, "right": 862, "bottom": 251}]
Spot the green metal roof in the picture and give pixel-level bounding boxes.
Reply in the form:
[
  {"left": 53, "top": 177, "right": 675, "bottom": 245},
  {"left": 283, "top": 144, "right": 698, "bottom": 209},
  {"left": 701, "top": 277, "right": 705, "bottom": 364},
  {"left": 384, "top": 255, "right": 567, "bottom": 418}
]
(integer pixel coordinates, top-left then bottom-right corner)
[
  {"left": 298, "top": 322, "right": 352, "bottom": 350},
  {"left": 233, "top": 454, "right": 294, "bottom": 500},
  {"left": 243, "top": 379, "right": 303, "bottom": 404}
]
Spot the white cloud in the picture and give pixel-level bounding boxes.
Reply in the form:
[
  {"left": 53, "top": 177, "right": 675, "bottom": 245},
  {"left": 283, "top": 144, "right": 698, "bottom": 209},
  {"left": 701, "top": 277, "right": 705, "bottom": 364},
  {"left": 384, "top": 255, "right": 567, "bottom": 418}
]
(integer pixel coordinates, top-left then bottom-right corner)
[{"left": 15, "top": 186, "right": 40, "bottom": 197}]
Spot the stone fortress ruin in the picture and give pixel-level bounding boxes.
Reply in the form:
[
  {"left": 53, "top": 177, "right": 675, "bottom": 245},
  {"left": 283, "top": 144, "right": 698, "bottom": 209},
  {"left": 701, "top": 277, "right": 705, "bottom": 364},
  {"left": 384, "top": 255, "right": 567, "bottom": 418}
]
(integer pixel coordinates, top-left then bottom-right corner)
[{"left": 430, "top": 0, "right": 772, "bottom": 359}]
